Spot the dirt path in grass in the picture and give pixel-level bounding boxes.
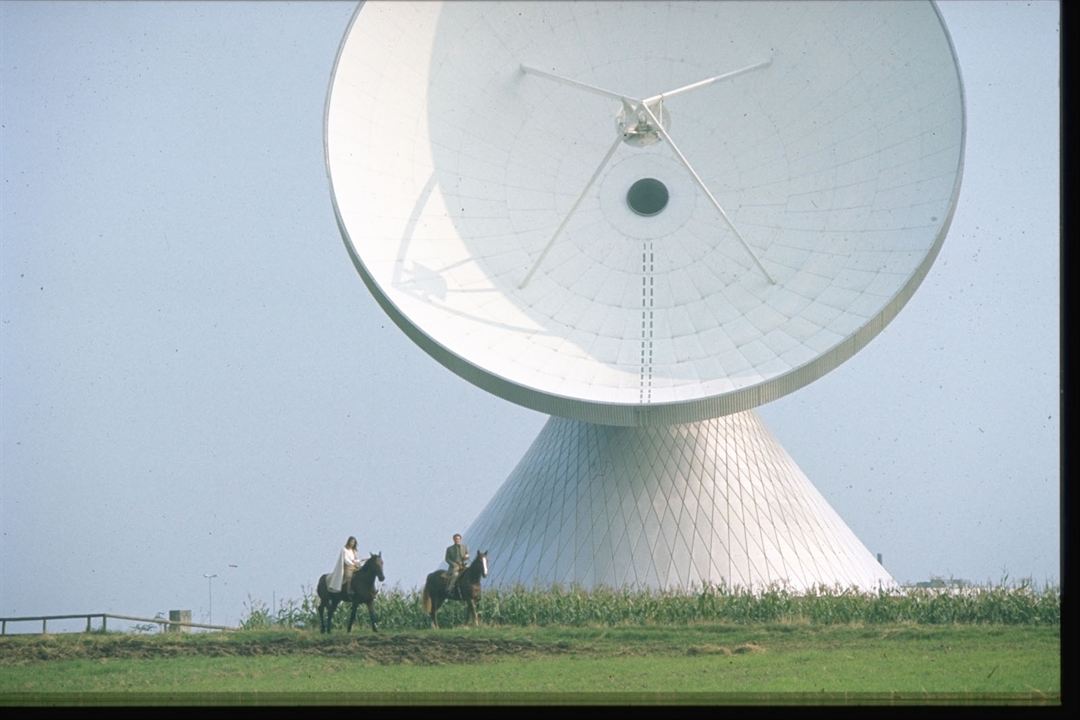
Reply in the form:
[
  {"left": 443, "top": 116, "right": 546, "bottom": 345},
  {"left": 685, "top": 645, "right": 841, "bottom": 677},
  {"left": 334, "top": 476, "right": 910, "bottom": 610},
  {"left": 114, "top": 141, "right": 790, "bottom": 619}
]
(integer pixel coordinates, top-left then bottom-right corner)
[{"left": 0, "top": 634, "right": 581, "bottom": 666}]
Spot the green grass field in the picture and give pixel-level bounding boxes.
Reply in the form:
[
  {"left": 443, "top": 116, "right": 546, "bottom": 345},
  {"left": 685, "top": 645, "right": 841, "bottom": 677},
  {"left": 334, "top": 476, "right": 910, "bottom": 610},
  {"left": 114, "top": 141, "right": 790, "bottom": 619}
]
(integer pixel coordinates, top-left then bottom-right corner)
[{"left": 0, "top": 624, "right": 1059, "bottom": 706}]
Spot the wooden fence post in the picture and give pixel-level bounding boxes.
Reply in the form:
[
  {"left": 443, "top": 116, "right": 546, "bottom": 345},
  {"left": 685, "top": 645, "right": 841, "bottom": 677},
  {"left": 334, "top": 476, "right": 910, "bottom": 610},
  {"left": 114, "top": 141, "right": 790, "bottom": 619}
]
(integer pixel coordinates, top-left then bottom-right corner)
[{"left": 167, "top": 610, "right": 192, "bottom": 633}]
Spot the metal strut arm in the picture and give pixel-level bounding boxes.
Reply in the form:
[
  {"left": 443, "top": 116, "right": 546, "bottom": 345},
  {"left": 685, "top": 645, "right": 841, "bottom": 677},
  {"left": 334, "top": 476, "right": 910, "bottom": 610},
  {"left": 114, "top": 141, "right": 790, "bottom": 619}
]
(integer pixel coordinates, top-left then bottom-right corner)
[
  {"left": 639, "top": 102, "right": 775, "bottom": 284},
  {"left": 520, "top": 64, "right": 638, "bottom": 104},
  {"left": 643, "top": 58, "right": 772, "bottom": 105},
  {"left": 518, "top": 133, "right": 624, "bottom": 289}
]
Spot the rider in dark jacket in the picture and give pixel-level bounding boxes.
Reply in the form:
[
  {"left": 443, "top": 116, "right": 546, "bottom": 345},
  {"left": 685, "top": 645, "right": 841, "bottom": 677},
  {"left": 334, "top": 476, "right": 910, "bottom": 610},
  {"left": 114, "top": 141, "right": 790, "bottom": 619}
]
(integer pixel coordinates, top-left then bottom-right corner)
[{"left": 444, "top": 533, "right": 469, "bottom": 595}]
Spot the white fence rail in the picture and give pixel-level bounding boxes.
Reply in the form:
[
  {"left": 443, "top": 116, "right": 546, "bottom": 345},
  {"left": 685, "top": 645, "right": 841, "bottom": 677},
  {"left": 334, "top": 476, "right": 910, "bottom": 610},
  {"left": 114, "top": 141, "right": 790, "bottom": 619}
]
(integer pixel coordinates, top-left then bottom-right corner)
[{"left": 0, "top": 613, "right": 234, "bottom": 635}]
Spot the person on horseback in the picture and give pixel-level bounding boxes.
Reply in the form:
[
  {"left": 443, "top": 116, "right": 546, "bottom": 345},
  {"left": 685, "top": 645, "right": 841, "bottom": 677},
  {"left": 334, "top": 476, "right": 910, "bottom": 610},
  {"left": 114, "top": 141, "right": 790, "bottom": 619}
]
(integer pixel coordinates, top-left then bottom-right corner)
[
  {"left": 328, "top": 536, "right": 360, "bottom": 595},
  {"left": 444, "top": 533, "right": 469, "bottom": 596}
]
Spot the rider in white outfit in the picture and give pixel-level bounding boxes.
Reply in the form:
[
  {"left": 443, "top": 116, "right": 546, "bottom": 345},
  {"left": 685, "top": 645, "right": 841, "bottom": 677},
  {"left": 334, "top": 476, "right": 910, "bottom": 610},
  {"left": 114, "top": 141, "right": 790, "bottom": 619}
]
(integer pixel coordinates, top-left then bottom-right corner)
[{"left": 328, "top": 536, "right": 360, "bottom": 594}]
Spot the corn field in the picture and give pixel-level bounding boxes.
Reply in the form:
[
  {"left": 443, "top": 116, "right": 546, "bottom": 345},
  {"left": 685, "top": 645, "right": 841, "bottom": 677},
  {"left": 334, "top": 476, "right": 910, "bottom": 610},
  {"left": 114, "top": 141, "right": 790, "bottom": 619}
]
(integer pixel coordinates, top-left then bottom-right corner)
[{"left": 239, "top": 580, "right": 1060, "bottom": 631}]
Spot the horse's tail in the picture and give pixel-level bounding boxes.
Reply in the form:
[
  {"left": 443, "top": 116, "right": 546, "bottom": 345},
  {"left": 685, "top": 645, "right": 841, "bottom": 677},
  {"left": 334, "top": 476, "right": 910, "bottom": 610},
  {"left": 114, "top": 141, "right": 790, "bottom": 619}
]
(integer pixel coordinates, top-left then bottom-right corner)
[{"left": 422, "top": 581, "right": 432, "bottom": 614}]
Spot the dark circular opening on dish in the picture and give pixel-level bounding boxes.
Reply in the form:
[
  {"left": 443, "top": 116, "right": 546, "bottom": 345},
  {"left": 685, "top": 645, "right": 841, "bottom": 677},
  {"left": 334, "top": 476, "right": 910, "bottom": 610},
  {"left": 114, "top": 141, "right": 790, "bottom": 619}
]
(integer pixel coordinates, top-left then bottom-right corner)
[{"left": 626, "top": 178, "right": 669, "bottom": 216}]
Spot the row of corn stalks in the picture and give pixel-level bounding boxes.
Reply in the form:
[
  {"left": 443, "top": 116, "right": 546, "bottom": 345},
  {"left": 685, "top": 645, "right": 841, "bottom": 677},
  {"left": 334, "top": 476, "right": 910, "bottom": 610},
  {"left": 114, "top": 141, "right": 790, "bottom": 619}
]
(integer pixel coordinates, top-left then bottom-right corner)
[{"left": 239, "top": 579, "right": 1060, "bottom": 630}]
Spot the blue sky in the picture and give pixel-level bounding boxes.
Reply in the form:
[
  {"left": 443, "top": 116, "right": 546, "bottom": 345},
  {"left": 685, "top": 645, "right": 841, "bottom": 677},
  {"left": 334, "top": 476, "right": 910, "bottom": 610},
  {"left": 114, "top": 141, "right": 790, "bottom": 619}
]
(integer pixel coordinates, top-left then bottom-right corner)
[{"left": 0, "top": 1, "right": 1059, "bottom": 629}]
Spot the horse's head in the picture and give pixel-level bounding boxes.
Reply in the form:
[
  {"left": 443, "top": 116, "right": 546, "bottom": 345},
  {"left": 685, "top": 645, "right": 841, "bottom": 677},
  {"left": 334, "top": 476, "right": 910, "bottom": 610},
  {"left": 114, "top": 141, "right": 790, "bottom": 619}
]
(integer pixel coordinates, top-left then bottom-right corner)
[
  {"left": 369, "top": 552, "right": 385, "bottom": 582},
  {"left": 475, "top": 550, "right": 488, "bottom": 578}
]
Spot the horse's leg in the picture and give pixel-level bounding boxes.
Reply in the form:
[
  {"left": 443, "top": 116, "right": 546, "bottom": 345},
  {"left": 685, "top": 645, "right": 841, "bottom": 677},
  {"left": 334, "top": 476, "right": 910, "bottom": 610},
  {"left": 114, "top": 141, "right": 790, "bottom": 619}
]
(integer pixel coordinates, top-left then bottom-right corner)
[
  {"left": 320, "top": 595, "right": 334, "bottom": 634},
  {"left": 317, "top": 600, "right": 325, "bottom": 633},
  {"left": 367, "top": 600, "right": 378, "bottom": 632},
  {"left": 328, "top": 598, "right": 339, "bottom": 633},
  {"left": 430, "top": 595, "right": 441, "bottom": 629},
  {"left": 346, "top": 600, "right": 359, "bottom": 632}
]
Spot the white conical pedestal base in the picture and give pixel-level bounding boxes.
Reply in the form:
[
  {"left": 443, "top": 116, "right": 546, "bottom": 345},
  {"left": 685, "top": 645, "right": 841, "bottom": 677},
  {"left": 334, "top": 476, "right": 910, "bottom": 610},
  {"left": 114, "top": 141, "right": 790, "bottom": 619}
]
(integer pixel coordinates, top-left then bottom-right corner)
[{"left": 466, "top": 412, "right": 894, "bottom": 592}]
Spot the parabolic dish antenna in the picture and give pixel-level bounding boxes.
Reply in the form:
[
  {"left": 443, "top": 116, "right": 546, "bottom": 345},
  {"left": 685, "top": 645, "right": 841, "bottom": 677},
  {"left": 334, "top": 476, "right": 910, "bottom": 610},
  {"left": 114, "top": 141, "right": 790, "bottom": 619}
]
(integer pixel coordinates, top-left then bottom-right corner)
[{"left": 326, "top": 1, "right": 964, "bottom": 590}]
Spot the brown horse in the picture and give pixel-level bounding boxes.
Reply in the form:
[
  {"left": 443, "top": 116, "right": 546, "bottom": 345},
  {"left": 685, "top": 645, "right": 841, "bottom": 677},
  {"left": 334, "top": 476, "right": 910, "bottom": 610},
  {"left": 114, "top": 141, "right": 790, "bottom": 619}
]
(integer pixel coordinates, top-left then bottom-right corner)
[
  {"left": 421, "top": 551, "right": 488, "bottom": 628},
  {"left": 316, "top": 552, "right": 385, "bottom": 633}
]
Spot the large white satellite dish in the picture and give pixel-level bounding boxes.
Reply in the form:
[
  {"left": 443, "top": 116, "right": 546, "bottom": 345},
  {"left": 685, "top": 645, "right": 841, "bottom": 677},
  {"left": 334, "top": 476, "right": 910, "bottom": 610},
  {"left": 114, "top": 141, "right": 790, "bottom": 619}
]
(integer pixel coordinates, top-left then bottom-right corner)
[{"left": 326, "top": 1, "right": 964, "bottom": 590}]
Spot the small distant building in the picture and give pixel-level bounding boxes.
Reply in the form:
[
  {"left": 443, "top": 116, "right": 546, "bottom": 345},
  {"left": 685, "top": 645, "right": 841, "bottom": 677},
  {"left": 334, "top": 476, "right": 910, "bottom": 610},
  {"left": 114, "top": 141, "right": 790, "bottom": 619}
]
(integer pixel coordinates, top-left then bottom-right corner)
[{"left": 909, "top": 576, "right": 971, "bottom": 589}]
